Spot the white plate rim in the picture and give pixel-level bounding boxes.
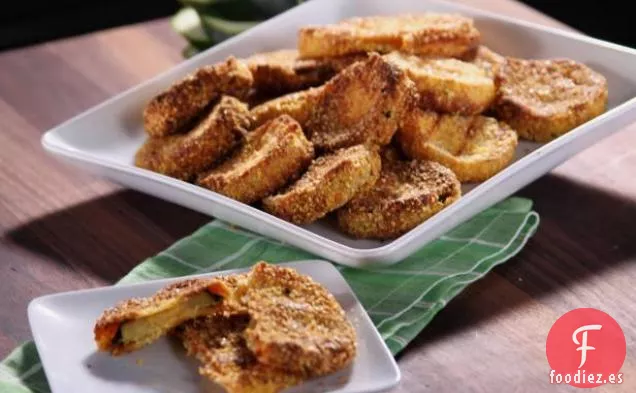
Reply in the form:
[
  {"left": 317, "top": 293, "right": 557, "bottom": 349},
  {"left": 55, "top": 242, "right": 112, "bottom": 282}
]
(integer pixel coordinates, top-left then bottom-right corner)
[{"left": 28, "top": 260, "right": 401, "bottom": 393}]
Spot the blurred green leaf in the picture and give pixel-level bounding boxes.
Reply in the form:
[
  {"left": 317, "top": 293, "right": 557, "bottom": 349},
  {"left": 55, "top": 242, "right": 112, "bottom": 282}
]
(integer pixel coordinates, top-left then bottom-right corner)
[
  {"left": 174, "top": 0, "right": 306, "bottom": 57},
  {"left": 172, "top": 7, "right": 213, "bottom": 48}
]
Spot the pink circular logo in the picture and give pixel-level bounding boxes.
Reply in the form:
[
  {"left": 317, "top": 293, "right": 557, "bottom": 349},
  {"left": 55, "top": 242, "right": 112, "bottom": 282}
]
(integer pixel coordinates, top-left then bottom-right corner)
[{"left": 546, "top": 308, "right": 626, "bottom": 388}]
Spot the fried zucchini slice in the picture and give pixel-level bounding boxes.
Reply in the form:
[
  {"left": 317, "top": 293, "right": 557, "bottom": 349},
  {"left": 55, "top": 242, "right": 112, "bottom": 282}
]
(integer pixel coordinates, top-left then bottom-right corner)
[
  {"left": 94, "top": 275, "right": 244, "bottom": 355},
  {"left": 494, "top": 58, "right": 608, "bottom": 142},
  {"left": 462, "top": 45, "right": 506, "bottom": 78},
  {"left": 135, "top": 96, "right": 250, "bottom": 181},
  {"left": 244, "top": 49, "right": 364, "bottom": 94},
  {"left": 338, "top": 159, "right": 461, "bottom": 239},
  {"left": 198, "top": 115, "right": 314, "bottom": 204},
  {"left": 177, "top": 314, "right": 302, "bottom": 393},
  {"left": 298, "top": 13, "right": 480, "bottom": 58},
  {"left": 385, "top": 52, "right": 495, "bottom": 114},
  {"left": 307, "top": 53, "right": 416, "bottom": 152},
  {"left": 262, "top": 144, "right": 381, "bottom": 225},
  {"left": 242, "top": 262, "right": 357, "bottom": 377},
  {"left": 143, "top": 57, "right": 252, "bottom": 137},
  {"left": 398, "top": 109, "right": 518, "bottom": 182},
  {"left": 250, "top": 87, "right": 323, "bottom": 128}
]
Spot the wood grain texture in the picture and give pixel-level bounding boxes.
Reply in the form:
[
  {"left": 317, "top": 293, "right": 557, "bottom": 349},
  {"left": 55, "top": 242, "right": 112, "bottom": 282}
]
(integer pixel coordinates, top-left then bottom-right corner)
[{"left": 0, "top": 1, "right": 635, "bottom": 392}]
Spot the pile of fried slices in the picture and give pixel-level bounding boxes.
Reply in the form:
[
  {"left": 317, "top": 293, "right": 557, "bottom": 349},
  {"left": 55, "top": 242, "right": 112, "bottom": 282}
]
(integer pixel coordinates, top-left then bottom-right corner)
[
  {"left": 94, "top": 262, "right": 356, "bottom": 393},
  {"left": 135, "top": 13, "right": 608, "bottom": 240}
]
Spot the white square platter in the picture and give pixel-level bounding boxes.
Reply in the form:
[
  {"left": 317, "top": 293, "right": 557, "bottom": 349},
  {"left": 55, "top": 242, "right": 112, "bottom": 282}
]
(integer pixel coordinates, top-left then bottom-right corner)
[{"left": 41, "top": 0, "right": 636, "bottom": 266}]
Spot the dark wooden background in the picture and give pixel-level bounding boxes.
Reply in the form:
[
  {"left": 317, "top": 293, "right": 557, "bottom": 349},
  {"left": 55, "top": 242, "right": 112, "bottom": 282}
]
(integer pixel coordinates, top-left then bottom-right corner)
[{"left": 0, "top": 0, "right": 634, "bottom": 391}]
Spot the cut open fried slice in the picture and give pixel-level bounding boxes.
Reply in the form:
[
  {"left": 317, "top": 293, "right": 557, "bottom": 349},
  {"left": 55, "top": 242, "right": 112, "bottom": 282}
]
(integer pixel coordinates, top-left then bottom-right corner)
[
  {"left": 298, "top": 13, "right": 480, "bottom": 58},
  {"left": 338, "top": 159, "right": 461, "bottom": 239},
  {"left": 244, "top": 49, "right": 364, "bottom": 94},
  {"left": 397, "top": 109, "right": 518, "bottom": 182},
  {"left": 385, "top": 52, "right": 495, "bottom": 114},
  {"left": 242, "top": 262, "right": 357, "bottom": 377},
  {"left": 135, "top": 96, "right": 251, "bottom": 181},
  {"left": 494, "top": 58, "right": 608, "bottom": 142},
  {"left": 143, "top": 57, "right": 253, "bottom": 137},
  {"left": 198, "top": 115, "right": 314, "bottom": 204},
  {"left": 263, "top": 144, "right": 381, "bottom": 225},
  {"left": 94, "top": 275, "right": 245, "bottom": 355},
  {"left": 307, "top": 53, "right": 416, "bottom": 152},
  {"left": 177, "top": 314, "right": 302, "bottom": 393},
  {"left": 250, "top": 87, "right": 323, "bottom": 128}
]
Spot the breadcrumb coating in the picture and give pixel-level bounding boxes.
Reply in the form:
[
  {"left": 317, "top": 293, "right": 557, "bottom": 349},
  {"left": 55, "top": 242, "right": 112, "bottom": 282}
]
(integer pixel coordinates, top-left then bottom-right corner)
[
  {"left": 262, "top": 144, "right": 381, "bottom": 224},
  {"left": 198, "top": 115, "right": 314, "bottom": 204},
  {"left": 307, "top": 53, "right": 416, "bottom": 152},
  {"left": 135, "top": 96, "right": 251, "bottom": 181},
  {"left": 143, "top": 57, "right": 252, "bottom": 137},
  {"left": 398, "top": 109, "right": 518, "bottom": 182},
  {"left": 242, "top": 262, "right": 357, "bottom": 377},
  {"left": 494, "top": 58, "right": 608, "bottom": 142},
  {"left": 385, "top": 52, "right": 495, "bottom": 114},
  {"left": 338, "top": 159, "right": 461, "bottom": 239},
  {"left": 298, "top": 13, "right": 480, "bottom": 58}
]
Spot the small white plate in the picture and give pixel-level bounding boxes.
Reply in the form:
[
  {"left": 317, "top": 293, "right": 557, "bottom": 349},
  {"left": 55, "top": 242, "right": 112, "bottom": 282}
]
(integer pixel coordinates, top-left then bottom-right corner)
[
  {"left": 41, "top": 0, "right": 636, "bottom": 266},
  {"left": 28, "top": 260, "right": 400, "bottom": 393}
]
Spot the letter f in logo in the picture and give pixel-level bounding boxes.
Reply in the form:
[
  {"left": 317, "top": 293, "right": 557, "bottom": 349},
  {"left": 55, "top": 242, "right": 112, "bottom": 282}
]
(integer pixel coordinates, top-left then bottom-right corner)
[{"left": 573, "top": 324, "right": 602, "bottom": 368}]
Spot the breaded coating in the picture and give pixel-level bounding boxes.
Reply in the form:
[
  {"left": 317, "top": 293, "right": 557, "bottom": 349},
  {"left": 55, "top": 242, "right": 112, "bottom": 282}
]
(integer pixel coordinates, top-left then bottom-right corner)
[
  {"left": 398, "top": 109, "right": 518, "bottom": 182},
  {"left": 250, "top": 87, "right": 323, "bottom": 128},
  {"left": 135, "top": 96, "right": 251, "bottom": 181},
  {"left": 494, "top": 58, "right": 608, "bottom": 142},
  {"left": 462, "top": 45, "right": 506, "bottom": 78},
  {"left": 385, "top": 52, "right": 495, "bottom": 114},
  {"left": 177, "top": 314, "right": 302, "bottom": 393},
  {"left": 198, "top": 115, "right": 314, "bottom": 204},
  {"left": 242, "top": 262, "right": 356, "bottom": 377},
  {"left": 307, "top": 53, "right": 416, "bottom": 152},
  {"left": 94, "top": 275, "right": 245, "bottom": 355},
  {"left": 244, "top": 49, "right": 364, "bottom": 94},
  {"left": 262, "top": 144, "right": 381, "bottom": 225},
  {"left": 143, "top": 57, "right": 253, "bottom": 137},
  {"left": 338, "top": 160, "right": 461, "bottom": 239},
  {"left": 298, "top": 13, "right": 480, "bottom": 58}
]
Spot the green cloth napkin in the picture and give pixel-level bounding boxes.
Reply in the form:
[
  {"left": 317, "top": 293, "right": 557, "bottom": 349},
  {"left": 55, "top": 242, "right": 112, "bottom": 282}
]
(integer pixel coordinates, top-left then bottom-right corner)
[{"left": 0, "top": 197, "right": 539, "bottom": 393}]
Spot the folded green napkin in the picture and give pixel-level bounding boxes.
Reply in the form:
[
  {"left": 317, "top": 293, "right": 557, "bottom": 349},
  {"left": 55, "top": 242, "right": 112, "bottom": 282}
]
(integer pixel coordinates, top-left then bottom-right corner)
[{"left": 0, "top": 197, "right": 538, "bottom": 393}]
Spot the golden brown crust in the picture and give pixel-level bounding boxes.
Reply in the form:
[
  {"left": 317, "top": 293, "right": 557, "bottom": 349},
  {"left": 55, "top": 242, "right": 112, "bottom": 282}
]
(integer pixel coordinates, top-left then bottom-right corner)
[
  {"left": 94, "top": 274, "right": 246, "bottom": 355},
  {"left": 135, "top": 96, "right": 251, "bottom": 181},
  {"left": 262, "top": 144, "right": 381, "bottom": 225},
  {"left": 298, "top": 13, "right": 480, "bottom": 58},
  {"left": 241, "top": 262, "right": 356, "bottom": 377},
  {"left": 337, "top": 159, "right": 461, "bottom": 239},
  {"left": 250, "top": 87, "right": 323, "bottom": 128},
  {"left": 176, "top": 314, "right": 302, "bottom": 393},
  {"left": 197, "top": 115, "right": 315, "bottom": 204},
  {"left": 494, "top": 58, "right": 608, "bottom": 142},
  {"left": 143, "top": 57, "right": 253, "bottom": 137},
  {"left": 462, "top": 45, "right": 506, "bottom": 78},
  {"left": 398, "top": 109, "right": 518, "bottom": 182},
  {"left": 385, "top": 52, "right": 495, "bottom": 115},
  {"left": 244, "top": 49, "right": 365, "bottom": 94},
  {"left": 307, "top": 53, "right": 416, "bottom": 152}
]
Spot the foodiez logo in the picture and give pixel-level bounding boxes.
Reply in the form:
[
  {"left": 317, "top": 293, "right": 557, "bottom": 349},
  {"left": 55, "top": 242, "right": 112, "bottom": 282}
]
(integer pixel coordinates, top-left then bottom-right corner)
[{"left": 546, "top": 308, "right": 626, "bottom": 388}]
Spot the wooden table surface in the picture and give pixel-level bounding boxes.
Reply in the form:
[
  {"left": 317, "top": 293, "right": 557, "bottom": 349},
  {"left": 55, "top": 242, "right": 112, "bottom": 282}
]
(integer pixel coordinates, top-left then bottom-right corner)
[{"left": 1, "top": 0, "right": 635, "bottom": 391}]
